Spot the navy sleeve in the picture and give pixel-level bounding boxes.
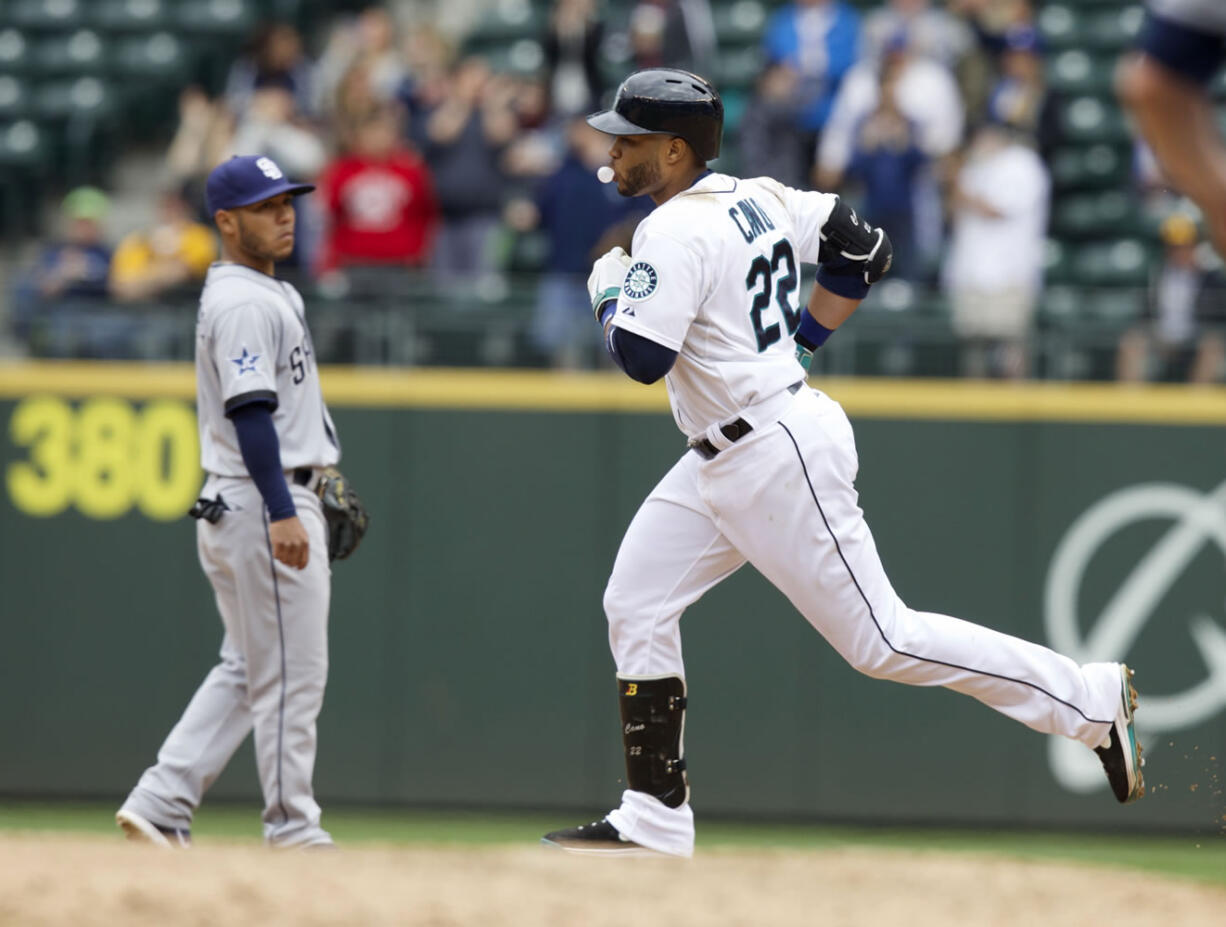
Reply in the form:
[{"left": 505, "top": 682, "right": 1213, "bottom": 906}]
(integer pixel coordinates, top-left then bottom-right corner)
[
  {"left": 229, "top": 402, "right": 296, "bottom": 522},
  {"left": 608, "top": 325, "right": 678, "bottom": 384},
  {"left": 815, "top": 262, "right": 872, "bottom": 300}
]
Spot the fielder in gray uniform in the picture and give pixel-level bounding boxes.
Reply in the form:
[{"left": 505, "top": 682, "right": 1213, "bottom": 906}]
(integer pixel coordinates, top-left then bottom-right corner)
[{"left": 116, "top": 155, "right": 339, "bottom": 848}]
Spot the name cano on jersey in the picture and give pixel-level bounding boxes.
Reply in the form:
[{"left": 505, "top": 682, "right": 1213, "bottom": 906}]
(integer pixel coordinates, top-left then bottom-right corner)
[{"left": 728, "top": 197, "right": 776, "bottom": 244}]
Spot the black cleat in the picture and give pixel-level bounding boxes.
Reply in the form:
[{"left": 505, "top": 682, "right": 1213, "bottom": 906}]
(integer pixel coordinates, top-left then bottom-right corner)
[
  {"left": 541, "top": 818, "right": 658, "bottom": 857},
  {"left": 1093, "top": 664, "right": 1145, "bottom": 804}
]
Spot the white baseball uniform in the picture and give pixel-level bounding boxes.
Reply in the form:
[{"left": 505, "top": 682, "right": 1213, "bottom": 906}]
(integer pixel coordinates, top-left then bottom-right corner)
[
  {"left": 598, "top": 173, "right": 1124, "bottom": 857},
  {"left": 120, "top": 263, "right": 339, "bottom": 848}
]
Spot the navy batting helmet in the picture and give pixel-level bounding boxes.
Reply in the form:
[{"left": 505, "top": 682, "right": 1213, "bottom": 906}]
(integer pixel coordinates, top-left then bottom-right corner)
[{"left": 587, "top": 68, "right": 723, "bottom": 162}]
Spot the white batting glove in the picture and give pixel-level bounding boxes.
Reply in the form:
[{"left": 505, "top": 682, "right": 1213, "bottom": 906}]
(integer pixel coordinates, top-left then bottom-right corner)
[{"left": 588, "top": 246, "right": 632, "bottom": 321}]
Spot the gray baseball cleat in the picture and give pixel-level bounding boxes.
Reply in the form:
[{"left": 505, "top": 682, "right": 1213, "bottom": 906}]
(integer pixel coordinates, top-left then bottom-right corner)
[
  {"left": 115, "top": 809, "right": 192, "bottom": 848},
  {"left": 541, "top": 818, "right": 659, "bottom": 857},
  {"left": 1093, "top": 663, "right": 1145, "bottom": 803}
]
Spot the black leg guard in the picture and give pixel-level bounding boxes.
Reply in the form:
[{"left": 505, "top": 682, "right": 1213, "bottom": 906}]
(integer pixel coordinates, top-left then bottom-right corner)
[{"left": 617, "top": 673, "right": 689, "bottom": 809}]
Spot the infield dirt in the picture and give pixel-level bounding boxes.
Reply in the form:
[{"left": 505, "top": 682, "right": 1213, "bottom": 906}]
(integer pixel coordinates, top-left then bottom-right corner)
[{"left": 0, "top": 834, "right": 1222, "bottom": 927}]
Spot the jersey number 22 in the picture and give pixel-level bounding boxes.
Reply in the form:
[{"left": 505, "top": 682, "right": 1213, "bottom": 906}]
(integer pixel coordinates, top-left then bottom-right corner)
[{"left": 746, "top": 240, "right": 800, "bottom": 352}]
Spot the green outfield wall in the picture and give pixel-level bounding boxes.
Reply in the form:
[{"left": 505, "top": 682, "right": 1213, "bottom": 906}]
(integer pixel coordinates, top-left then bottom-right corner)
[{"left": 2, "top": 363, "right": 1225, "bottom": 831}]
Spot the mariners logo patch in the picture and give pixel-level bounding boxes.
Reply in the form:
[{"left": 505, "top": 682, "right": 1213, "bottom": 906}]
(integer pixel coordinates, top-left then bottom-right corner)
[{"left": 623, "top": 261, "right": 659, "bottom": 300}]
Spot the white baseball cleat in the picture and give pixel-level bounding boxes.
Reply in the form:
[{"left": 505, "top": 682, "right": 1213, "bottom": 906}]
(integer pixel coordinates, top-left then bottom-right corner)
[
  {"left": 115, "top": 809, "right": 192, "bottom": 848},
  {"left": 541, "top": 818, "right": 662, "bottom": 857},
  {"left": 1093, "top": 663, "right": 1145, "bottom": 804}
]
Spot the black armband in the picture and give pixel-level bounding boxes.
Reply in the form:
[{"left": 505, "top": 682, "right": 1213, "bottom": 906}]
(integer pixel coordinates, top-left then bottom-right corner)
[{"left": 818, "top": 196, "right": 894, "bottom": 285}]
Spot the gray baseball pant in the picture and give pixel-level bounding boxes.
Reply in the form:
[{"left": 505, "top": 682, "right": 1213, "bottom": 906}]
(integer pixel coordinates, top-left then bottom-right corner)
[{"left": 120, "top": 476, "right": 332, "bottom": 847}]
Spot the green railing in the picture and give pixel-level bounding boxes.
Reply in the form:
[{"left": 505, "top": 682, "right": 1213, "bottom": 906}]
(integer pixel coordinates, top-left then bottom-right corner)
[{"left": 18, "top": 269, "right": 1173, "bottom": 381}]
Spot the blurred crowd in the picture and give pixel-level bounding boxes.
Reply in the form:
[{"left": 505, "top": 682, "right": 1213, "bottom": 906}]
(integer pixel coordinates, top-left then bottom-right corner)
[{"left": 10, "top": 0, "right": 1225, "bottom": 382}]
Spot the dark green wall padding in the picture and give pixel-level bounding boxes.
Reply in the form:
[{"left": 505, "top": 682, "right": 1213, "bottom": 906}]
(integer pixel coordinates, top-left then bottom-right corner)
[{"left": 3, "top": 396, "right": 1225, "bottom": 832}]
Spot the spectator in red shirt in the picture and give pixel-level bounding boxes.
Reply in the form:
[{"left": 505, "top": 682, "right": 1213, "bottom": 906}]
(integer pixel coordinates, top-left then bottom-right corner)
[{"left": 316, "top": 104, "right": 438, "bottom": 273}]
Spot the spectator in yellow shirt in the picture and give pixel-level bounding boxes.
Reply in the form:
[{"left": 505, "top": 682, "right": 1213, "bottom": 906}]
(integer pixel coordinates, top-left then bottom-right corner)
[{"left": 110, "top": 190, "right": 218, "bottom": 302}]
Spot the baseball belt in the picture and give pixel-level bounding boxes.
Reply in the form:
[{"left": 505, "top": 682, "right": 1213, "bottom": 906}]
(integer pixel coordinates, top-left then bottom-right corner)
[
  {"left": 688, "top": 381, "right": 803, "bottom": 460},
  {"left": 291, "top": 467, "right": 322, "bottom": 491}
]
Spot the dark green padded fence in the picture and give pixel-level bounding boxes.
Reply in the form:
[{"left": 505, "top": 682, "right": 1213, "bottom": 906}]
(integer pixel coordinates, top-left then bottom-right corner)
[{"left": 2, "top": 366, "right": 1225, "bottom": 832}]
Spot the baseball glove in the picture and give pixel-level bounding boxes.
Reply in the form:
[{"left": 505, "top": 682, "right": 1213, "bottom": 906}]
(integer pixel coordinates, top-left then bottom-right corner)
[{"left": 314, "top": 467, "right": 369, "bottom": 561}]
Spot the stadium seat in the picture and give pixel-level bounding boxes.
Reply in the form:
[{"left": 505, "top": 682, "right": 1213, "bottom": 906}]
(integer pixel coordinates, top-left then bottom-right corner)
[
  {"left": 504, "top": 229, "right": 548, "bottom": 274},
  {"left": 92, "top": 0, "right": 171, "bottom": 34},
  {"left": 1069, "top": 239, "right": 1153, "bottom": 287},
  {"left": 600, "top": 51, "right": 634, "bottom": 91},
  {"left": 1080, "top": 286, "right": 1146, "bottom": 323},
  {"left": 31, "top": 29, "right": 107, "bottom": 77},
  {"left": 482, "top": 39, "right": 544, "bottom": 77},
  {"left": 1037, "top": 5, "right": 1081, "bottom": 51},
  {"left": 1051, "top": 190, "right": 1140, "bottom": 239},
  {"left": 32, "top": 75, "right": 118, "bottom": 181},
  {"left": 34, "top": 75, "right": 114, "bottom": 119},
  {"left": 0, "top": 118, "right": 46, "bottom": 237},
  {"left": 1083, "top": 6, "right": 1145, "bottom": 52},
  {"left": 861, "top": 278, "right": 919, "bottom": 313},
  {"left": 464, "top": 0, "right": 543, "bottom": 46},
  {"left": 1049, "top": 143, "right": 1130, "bottom": 191},
  {"left": 111, "top": 32, "right": 189, "bottom": 82},
  {"left": 1046, "top": 49, "right": 1115, "bottom": 96},
  {"left": 0, "top": 74, "right": 31, "bottom": 120},
  {"left": 10, "top": 0, "right": 86, "bottom": 32},
  {"left": 1039, "top": 284, "right": 1081, "bottom": 323},
  {"left": 715, "top": 44, "right": 763, "bottom": 91},
  {"left": 1058, "top": 95, "right": 1131, "bottom": 145},
  {"left": 174, "top": 0, "right": 257, "bottom": 38},
  {"left": 108, "top": 31, "right": 190, "bottom": 133},
  {"left": 1051, "top": 195, "right": 1102, "bottom": 239},
  {"left": 0, "top": 118, "right": 43, "bottom": 165},
  {"left": 1043, "top": 239, "right": 1074, "bottom": 286},
  {"left": 0, "top": 28, "right": 32, "bottom": 74},
  {"left": 713, "top": 1, "right": 767, "bottom": 45},
  {"left": 1038, "top": 284, "right": 1143, "bottom": 344}
]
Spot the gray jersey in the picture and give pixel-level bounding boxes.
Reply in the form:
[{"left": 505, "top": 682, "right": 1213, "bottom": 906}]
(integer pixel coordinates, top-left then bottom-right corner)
[
  {"left": 195, "top": 263, "right": 340, "bottom": 477},
  {"left": 1150, "top": 0, "right": 1226, "bottom": 34}
]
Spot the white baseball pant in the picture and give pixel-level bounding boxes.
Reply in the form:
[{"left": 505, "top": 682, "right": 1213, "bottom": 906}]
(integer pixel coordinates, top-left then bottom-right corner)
[{"left": 603, "top": 386, "right": 1122, "bottom": 857}]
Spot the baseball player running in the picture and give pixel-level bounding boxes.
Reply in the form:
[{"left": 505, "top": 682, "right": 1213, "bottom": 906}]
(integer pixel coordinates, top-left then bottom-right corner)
[
  {"left": 542, "top": 70, "right": 1144, "bottom": 858},
  {"left": 116, "top": 155, "right": 341, "bottom": 848}
]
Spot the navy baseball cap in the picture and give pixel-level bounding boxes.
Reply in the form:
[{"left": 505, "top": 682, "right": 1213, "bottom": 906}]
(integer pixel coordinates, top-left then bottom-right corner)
[{"left": 205, "top": 155, "right": 315, "bottom": 215}]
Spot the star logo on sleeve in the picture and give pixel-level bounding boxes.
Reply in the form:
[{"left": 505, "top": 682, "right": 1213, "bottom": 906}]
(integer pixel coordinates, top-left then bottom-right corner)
[{"left": 230, "top": 348, "right": 260, "bottom": 375}]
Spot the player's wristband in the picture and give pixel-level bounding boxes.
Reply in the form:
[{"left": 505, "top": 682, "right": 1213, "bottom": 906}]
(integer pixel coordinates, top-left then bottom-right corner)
[
  {"left": 592, "top": 286, "right": 621, "bottom": 322},
  {"left": 795, "top": 313, "right": 835, "bottom": 352},
  {"left": 598, "top": 300, "right": 618, "bottom": 327}
]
